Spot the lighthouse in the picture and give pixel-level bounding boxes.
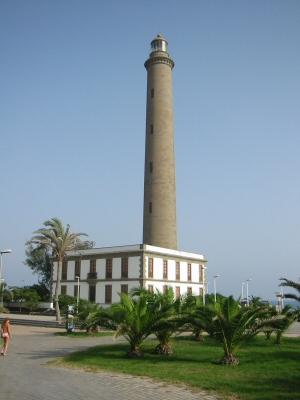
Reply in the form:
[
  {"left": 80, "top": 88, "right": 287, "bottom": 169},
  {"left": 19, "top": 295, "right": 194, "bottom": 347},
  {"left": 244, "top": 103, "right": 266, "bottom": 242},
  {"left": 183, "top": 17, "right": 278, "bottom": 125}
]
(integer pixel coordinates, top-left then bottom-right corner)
[
  {"left": 52, "top": 35, "right": 207, "bottom": 306},
  {"left": 143, "top": 34, "right": 177, "bottom": 250}
]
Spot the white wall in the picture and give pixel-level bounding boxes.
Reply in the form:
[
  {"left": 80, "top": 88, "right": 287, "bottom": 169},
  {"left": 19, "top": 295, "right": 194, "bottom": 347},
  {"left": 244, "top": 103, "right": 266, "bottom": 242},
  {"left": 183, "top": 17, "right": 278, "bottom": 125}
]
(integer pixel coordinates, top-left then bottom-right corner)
[{"left": 52, "top": 252, "right": 205, "bottom": 304}]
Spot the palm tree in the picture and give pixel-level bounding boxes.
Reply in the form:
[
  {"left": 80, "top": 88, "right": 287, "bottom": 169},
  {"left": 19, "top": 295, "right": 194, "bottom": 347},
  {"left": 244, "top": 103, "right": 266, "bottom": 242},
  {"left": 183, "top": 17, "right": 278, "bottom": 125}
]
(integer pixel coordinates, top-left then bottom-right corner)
[
  {"left": 280, "top": 278, "right": 300, "bottom": 303},
  {"left": 150, "top": 289, "right": 180, "bottom": 355},
  {"left": 77, "top": 302, "right": 116, "bottom": 333},
  {"left": 105, "top": 291, "right": 154, "bottom": 357},
  {"left": 179, "top": 295, "right": 215, "bottom": 341},
  {"left": 260, "top": 305, "right": 298, "bottom": 344},
  {"left": 102, "top": 290, "right": 177, "bottom": 358},
  {"left": 28, "top": 217, "right": 91, "bottom": 321},
  {"left": 210, "top": 296, "right": 268, "bottom": 365}
]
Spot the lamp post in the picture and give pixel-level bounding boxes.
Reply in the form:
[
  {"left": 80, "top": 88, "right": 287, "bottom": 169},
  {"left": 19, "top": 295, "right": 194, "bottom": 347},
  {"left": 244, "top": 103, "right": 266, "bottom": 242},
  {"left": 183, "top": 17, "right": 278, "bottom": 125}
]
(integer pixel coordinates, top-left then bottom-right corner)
[
  {"left": 202, "top": 265, "right": 207, "bottom": 305},
  {"left": 213, "top": 274, "right": 220, "bottom": 303},
  {"left": 275, "top": 289, "right": 284, "bottom": 312},
  {"left": 246, "top": 278, "right": 251, "bottom": 306},
  {"left": 280, "top": 288, "right": 284, "bottom": 309},
  {"left": 75, "top": 275, "right": 80, "bottom": 313},
  {"left": 0, "top": 249, "right": 12, "bottom": 307},
  {"left": 241, "top": 282, "right": 245, "bottom": 303}
]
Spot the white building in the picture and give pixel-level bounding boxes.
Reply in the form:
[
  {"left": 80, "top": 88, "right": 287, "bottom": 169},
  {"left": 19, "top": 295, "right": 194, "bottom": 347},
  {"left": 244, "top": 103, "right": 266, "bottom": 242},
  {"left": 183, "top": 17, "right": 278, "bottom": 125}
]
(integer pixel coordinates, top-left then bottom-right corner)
[{"left": 52, "top": 244, "right": 206, "bottom": 306}]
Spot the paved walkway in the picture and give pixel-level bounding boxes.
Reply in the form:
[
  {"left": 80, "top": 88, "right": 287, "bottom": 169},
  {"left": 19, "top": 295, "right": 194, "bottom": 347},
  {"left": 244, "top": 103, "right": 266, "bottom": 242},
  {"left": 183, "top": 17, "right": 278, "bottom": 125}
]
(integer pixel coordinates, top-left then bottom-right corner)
[{"left": 0, "top": 325, "right": 218, "bottom": 400}]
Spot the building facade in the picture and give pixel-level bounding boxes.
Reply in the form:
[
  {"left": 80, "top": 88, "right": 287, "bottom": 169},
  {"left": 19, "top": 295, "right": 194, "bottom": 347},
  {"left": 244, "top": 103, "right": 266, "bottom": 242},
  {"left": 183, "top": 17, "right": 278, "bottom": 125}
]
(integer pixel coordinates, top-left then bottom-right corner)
[{"left": 52, "top": 245, "right": 206, "bottom": 306}]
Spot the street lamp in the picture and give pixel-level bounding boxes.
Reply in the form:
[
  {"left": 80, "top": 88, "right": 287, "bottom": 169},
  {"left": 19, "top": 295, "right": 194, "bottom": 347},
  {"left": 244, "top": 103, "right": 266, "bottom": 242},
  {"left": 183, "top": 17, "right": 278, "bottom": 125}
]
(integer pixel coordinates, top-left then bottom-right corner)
[
  {"left": 213, "top": 274, "right": 220, "bottom": 303},
  {"left": 246, "top": 278, "right": 252, "bottom": 306},
  {"left": 75, "top": 275, "right": 80, "bottom": 313},
  {"left": 275, "top": 288, "right": 284, "bottom": 312},
  {"left": 0, "top": 249, "right": 12, "bottom": 307},
  {"left": 202, "top": 265, "right": 207, "bottom": 305},
  {"left": 241, "top": 282, "right": 245, "bottom": 302},
  {"left": 280, "top": 288, "right": 284, "bottom": 309}
]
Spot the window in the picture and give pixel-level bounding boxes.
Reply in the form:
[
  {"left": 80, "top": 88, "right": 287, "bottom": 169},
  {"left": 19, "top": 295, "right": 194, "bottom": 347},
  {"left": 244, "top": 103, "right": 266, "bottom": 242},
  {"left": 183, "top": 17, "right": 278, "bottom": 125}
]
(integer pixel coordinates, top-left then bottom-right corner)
[
  {"left": 105, "top": 285, "right": 112, "bottom": 304},
  {"left": 89, "top": 285, "right": 96, "bottom": 303},
  {"left": 149, "top": 162, "right": 153, "bottom": 173},
  {"left": 148, "top": 285, "right": 154, "bottom": 293},
  {"left": 175, "top": 286, "right": 180, "bottom": 299},
  {"left": 163, "top": 285, "right": 168, "bottom": 294},
  {"left": 150, "top": 88, "right": 154, "bottom": 98},
  {"left": 176, "top": 262, "right": 180, "bottom": 281},
  {"left": 61, "top": 285, "right": 67, "bottom": 295},
  {"left": 148, "top": 258, "right": 153, "bottom": 278},
  {"left": 121, "top": 284, "right": 128, "bottom": 294},
  {"left": 74, "top": 285, "right": 80, "bottom": 298},
  {"left": 62, "top": 261, "right": 67, "bottom": 280},
  {"left": 121, "top": 257, "right": 128, "bottom": 278},
  {"left": 150, "top": 124, "right": 154, "bottom": 134},
  {"left": 199, "top": 265, "right": 204, "bottom": 283},
  {"left": 75, "top": 259, "right": 81, "bottom": 278},
  {"left": 106, "top": 258, "right": 112, "bottom": 279},
  {"left": 90, "top": 259, "right": 96, "bottom": 273},
  {"left": 187, "top": 287, "right": 192, "bottom": 296},
  {"left": 187, "top": 263, "right": 192, "bottom": 281},
  {"left": 163, "top": 260, "right": 168, "bottom": 279},
  {"left": 149, "top": 202, "right": 152, "bottom": 213}
]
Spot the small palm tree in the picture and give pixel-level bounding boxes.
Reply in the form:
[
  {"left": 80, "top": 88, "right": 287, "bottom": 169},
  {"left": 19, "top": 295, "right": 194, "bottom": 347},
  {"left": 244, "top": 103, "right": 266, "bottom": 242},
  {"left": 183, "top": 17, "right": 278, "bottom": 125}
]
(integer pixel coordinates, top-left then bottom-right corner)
[
  {"left": 179, "top": 295, "right": 215, "bottom": 341},
  {"left": 102, "top": 290, "right": 176, "bottom": 358},
  {"left": 105, "top": 291, "right": 154, "bottom": 357},
  {"left": 76, "top": 300, "right": 117, "bottom": 333},
  {"left": 150, "top": 289, "right": 180, "bottom": 355},
  {"left": 261, "top": 305, "right": 298, "bottom": 344},
  {"left": 280, "top": 278, "right": 300, "bottom": 303},
  {"left": 211, "top": 296, "right": 268, "bottom": 365},
  {"left": 28, "top": 217, "right": 91, "bottom": 321}
]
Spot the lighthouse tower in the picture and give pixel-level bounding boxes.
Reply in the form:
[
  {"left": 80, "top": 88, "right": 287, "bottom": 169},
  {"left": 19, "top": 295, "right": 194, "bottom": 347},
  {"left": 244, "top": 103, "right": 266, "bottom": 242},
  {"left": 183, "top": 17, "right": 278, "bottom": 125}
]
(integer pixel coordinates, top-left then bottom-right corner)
[
  {"left": 52, "top": 35, "right": 207, "bottom": 307},
  {"left": 143, "top": 34, "right": 177, "bottom": 250}
]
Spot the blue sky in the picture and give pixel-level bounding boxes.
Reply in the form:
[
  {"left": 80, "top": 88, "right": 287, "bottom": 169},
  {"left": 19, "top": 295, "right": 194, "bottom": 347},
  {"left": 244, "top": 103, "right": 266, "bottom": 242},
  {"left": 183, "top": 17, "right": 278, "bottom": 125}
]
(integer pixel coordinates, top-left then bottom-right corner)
[{"left": 0, "top": 0, "right": 299, "bottom": 300}]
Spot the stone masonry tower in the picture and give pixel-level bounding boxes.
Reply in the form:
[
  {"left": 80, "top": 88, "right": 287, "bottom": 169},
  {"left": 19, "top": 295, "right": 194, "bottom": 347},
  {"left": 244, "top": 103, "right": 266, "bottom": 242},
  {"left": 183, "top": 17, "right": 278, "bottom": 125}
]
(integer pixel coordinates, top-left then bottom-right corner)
[{"left": 143, "top": 34, "right": 177, "bottom": 250}]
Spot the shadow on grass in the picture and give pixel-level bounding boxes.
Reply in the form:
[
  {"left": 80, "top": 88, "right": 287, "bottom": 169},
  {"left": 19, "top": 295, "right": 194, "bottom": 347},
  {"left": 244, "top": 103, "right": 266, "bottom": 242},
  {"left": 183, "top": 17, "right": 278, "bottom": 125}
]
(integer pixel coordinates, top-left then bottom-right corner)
[{"left": 65, "top": 342, "right": 221, "bottom": 365}]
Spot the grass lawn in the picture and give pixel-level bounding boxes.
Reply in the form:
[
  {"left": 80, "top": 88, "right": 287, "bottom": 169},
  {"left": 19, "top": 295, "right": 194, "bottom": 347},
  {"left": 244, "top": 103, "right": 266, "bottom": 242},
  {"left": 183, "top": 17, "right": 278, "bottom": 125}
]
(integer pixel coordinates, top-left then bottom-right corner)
[
  {"left": 59, "top": 336, "right": 300, "bottom": 400},
  {"left": 54, "top": 331, "right": 113, "bottom": 338}
]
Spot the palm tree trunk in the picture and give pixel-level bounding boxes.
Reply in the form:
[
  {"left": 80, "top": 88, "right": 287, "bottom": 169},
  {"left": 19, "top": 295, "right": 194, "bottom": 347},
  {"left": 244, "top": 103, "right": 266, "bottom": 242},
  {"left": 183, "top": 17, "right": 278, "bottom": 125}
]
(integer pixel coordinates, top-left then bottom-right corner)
[
  {"left": 221, "top": 345, "right": 239, "bottom": 365},
  {"left": 54, "top": 260, "right": 61, "bottom": 321},
  {"left": 155, "top": 342, "right": 173, "bottom": 355},
  {"left": 220, "top": 353, "right": 239, "bottom": 365},
  {"left": 127, "top": 341, "right": 143, "bottom": 358}
]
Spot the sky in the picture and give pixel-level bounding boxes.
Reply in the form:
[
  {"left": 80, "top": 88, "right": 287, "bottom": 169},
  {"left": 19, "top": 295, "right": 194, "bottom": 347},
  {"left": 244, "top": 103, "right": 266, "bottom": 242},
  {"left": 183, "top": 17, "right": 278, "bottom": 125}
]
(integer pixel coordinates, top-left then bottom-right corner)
[{"left": 0, "top": 0, "right": 299, "bottom": 301}]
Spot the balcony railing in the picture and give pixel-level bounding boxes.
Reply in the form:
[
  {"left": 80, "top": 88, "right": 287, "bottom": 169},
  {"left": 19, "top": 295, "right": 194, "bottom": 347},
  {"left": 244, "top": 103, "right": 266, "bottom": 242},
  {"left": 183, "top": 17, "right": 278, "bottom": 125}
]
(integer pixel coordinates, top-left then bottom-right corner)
[{"left": 87, "top": 272, "right": 97, "bottom": 280}]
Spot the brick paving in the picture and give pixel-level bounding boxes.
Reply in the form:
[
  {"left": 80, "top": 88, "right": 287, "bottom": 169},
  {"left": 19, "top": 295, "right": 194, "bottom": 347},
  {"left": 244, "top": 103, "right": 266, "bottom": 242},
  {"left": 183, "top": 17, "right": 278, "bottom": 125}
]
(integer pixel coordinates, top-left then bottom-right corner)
[{"left": 0, "top": 325, "right": 219, "bottom": 400}]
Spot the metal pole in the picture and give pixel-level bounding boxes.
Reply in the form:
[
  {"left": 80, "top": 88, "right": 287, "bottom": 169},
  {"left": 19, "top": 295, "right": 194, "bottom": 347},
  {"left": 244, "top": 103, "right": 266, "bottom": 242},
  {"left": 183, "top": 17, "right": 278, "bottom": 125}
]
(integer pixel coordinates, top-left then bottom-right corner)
[
  {"left": 241, "top": 282, "right": 245, "bottom": 301},
  {"left": 76, "top": 276, "right": 80, "bottom": 312},
  {"left": 202, "top": 266, "right": 206, "bottom": 305},
  {"left": 213, "top": 275, "right": 220, "bottom": 303},
  {"left": 213, "top": 278, "right": 216, "bottom": 302},
  {"left": 0, "top": 253, "right": 2, "bottom": 281},
  {"left": 246, "top": 279, "right": 251, "bottom": 306},
  {"left": 0, "top": 253, "right": 3, "bottom": 307},
  {"left": 0, "top": 250, "right": 12, "bottom": 307}
]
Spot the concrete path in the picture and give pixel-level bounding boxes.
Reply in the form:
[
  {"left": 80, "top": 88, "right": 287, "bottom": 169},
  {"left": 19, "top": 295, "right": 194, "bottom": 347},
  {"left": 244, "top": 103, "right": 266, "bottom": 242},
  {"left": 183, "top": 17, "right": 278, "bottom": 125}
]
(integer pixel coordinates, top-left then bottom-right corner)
[{"left": 0, "top": 325, "right": 218, "bottom": 400}]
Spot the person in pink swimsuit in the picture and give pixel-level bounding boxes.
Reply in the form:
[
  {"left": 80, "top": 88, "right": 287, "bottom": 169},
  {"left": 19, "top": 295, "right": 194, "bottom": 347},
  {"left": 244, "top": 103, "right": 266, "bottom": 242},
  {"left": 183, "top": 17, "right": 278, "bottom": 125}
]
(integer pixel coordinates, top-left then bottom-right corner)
[{"left": 1, "top": 318, "right": 12, "bottom": 355}]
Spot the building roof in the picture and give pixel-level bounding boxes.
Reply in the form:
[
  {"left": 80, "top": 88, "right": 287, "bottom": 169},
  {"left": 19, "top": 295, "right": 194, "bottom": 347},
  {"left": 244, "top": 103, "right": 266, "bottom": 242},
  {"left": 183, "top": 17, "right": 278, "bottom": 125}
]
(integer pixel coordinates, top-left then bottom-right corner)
[{"left": 66, "top": 244, "right": 206, "bottom": 261}]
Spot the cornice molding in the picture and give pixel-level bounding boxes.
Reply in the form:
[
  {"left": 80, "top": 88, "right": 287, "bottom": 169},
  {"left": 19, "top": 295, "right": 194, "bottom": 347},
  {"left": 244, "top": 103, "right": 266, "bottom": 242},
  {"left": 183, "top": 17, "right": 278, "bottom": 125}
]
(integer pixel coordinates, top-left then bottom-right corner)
[{"left": 144, "top": 55, "right": 175, "bottom": 70}]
